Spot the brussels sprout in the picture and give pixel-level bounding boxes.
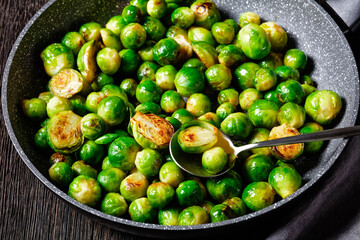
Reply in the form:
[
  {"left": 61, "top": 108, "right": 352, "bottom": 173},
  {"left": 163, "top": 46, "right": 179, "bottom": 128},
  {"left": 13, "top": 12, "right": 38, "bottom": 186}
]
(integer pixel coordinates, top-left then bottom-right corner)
[
  {"left": 160, "top": 90, "right": 185, "bottom": 113},
  {"left": 166, "top": 26, "right": 193, "bottom": 63},
  {"left": 176, "top": 180, "right": 204, "bottom": 207},
  {"left": 178, "top": 120, "right": 218, "bottom": 154},
  {"left": 284, "top": 49, "right": 307, "bottom": 71},
  {"left": 302, "top": 84, "right": 317, "bottom": 97},
  {"left": 268, "top": 123, "right": 304, "bottom": 161},
  {"left": 40, "top": 43, "right": 75, "bottom": 77},
  {"left": 79, "top": 140, "right": 104, "bottom": 166},
  {"left": 253, "top": 68, "right": 277, "bottom": 92},
  {"left": 299, "top": 122, "right": 324, "bottom": 153},
  {"left": 96, "top": 48, "right": 121, "bottom": 75},
  {"left": 206, "top": 170, "right": 242, "bottom": 202},
  {"left": 238, "top": 12, "right": 260, "bottom": 28},
  {"left": 61, "top": 32, "right": 85, "bottom": 55},
  {"left": 258, "top": 52, "right": 283, "bottom": 70},
  {"left": 48, "top": 69, "right": 85, "bottom": 100},
  {"left": 209, "top": 203, "right": 236, "bottom": 223},
  {"left": 46, "top": 96, "right": 73, "bottom": 118},
  {"left": 101, "top": 193, "right": 128, "bottom": 217},
  {"left": 129, "top": 197, "right": 157, "bottom": 223},
  {"left": 192, "top": 42, "right": 218, "bottom": 68},
  {"left": 189, "top": 177, "right": 207, "bottom": 199},
  {"left": 200, "top": 200, "right": 215, "bottom": 214},
  {"left": 105, "top": 15, "right": 127, "bottom": 36},
  {"left": 239, "top": 88, "right": 263, "bottom": 111},
  {"left": 247, "top": 128, "right": 272, "bottom": 156},
  {"left": 153, "top": 38, "right": 181, "bottom": 66},
  {"left": 101, "top": 84, "right": 129, "bottom": 105},
  {"left": 135, "top": 148, "right": 163, "bottom": 177},
  {"left": 97, "top": 96, "right": 127, "bottom": 126},
  {"left": 178, "top": 206, "right": 209, "bottom": 225},
  {"left": 38, "top": 92, "right": 53, "bottom": 104},
  {"left": 79, "top": 22, "right": 101, "bottom": 42},
  {"left": 205, "top": 64, "right": 232, "bottom": 91},
  {"left": 171, "top": 7, "right": 195, "bottom": 29},
  {"left": 80, "top": 113, "right": 106, "bottom": 140},
  {"left": 172, "top": 108, "right": 194, "bottom": 124},
  {"left": 301, "top": 75, "right": 314, "bottom": 86},
  {"left": 85, "top": 91, "right": 106, "bottom": 113},
  {"left": 49, "top": 162, "right": 73, "bottom": 187},
  {"left": 137, "top": 61, "right": 159, "bottom": 81},
  {"left": 165, "top": 116, "right": 182, "bottom": 130},
  {"left": 182, "top": 58, "right": 207, "bottom": 72},
  {"left": 186, "top": 93, "right": 211, "bottom": 118},
  {"left": 260, "top": 22, "right": 287, "bottom": 51},
  {"left": 130, "top": 0, "right": 149, "bottom": 16},
  {"left": 141, "top": 16, "right": 166, "bottom": 42},
  {"left": 147, "top": 182, "right": 175, "bottom": 209},
  {"left": 276, "top": 80, "right": 305, "bottom": 104},
  {"left": 69, "top": 95, "right": 87, "bottom": 117},
  {"left": 234, "top": 62, "right": 261, "bottom": 90},
  {"left": 304, "top": 90, "right": 342, "bottom": 125},
  {"left": 222, "top": 197, "right": 247, "bottom": 217},
  {"left": 118, "top": 49, "right": 141, "bottom": 76},
  {"left": 120, "top": 23, "right": 147, "bottom": 50},
  {"left": 220, "top": 112, "right": 253, "bottom": 140},
  {"left": 155, "top": 65, "right": 177, "bottom": 91},
  {"left": 139, "top": 41, "right": 156, "bottom": 62},
  {"left": 97, "top": 168, "right": 126, "bottom": 193},
  {"left": 218, "top": 44, "right": 246, "bottom": 68},
  {"left": 278, "top": 102, "right": 306, "bottom": 128},
  {"left": 159, "top": 161, "right": 184, "bottom": 188},
  {"left": 21, "top": 98, "right": 47, "bottom": 121},
  {"left": 174, "top": 67, "right": 205, "bottom": 97},
  {"left": 190, "top": 0, "right": 221, "bottom": 30},
  {"left": 71, "top": 160, "right": 98, "bottom": 178},
  {"left": 122, "top": 5, "right": 142, "bottom": 24},
  {"left": 49, "top": 152, "right": 73, "bottom": 166},
  {"left": 211, "top": 22, "right": 235, "bottom": 45},
  {"left": 108, "top": 136, "right": 141, "bottom": 171},
  {"left": 158, "top": 207, "right": 181, "bottom": 225},
  {"left": 68, "top": 175, "right": 101, "bottom": 207},
  {"left": 216, "top": 102, "right": 236, "bottom": 121},
  {"left": 135, "top": 79, "right": 163, "bottom": 104},
  {"left": 198, "top": 112, "right": 221, "bottom": 128},
  {"left": 135, "top": 102, "right": 162, "bottom": 115},
  {"left": 202, "top": 147, "right": 228, "bottom": 174},
  {"left": 162, "top": 2, "right": 179, "bottom": 27},
  {"left": 120, "top": 172, "right": 149, "bottom": 202},
  {"left": 241, "top": 154, "right": 274, "bottom": 183},
  {"left": 242, "top": 181, "right": 275, "bottom": 211},
  {"left": 147, "top": 0, "right": 167, "bottom": 19},
  {"left": 264, "top": 90, "right": 282, "bottom": 108},
  {"left": 247, "top": 99, "right": 279, "bottom": 129},
  {"left": 239, "top": 23, "right": 271, "bottom": 60},
  {"left": 119, "top": 78, "right": 137, "bottom": 99},
  {"left": 77, "top": 40, "right": 98, "bottom": 84},
  {"left": 268, "top": 162, "right": 302, "bottom": 198},
  {"left": 274, "top": 65, "right": 300, "bottom": 82},
  {"left": 100, "top": 28, "right": 122, "bottom": 52},
  {"left": 188, "top": 26, "right": 216, "bottom": 47},
  {"left": 223, "top": 18, "right": 240, "bottom": 33},
  {"left": 130, "top": 112, "right": 175, "bottom": 149}
]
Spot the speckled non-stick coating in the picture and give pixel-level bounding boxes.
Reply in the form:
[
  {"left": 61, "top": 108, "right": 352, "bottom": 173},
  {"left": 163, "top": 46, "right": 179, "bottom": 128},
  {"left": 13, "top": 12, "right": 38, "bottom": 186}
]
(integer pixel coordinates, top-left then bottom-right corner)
[{"left": 2, "top": 0, "right": 359, "bottom": 237}]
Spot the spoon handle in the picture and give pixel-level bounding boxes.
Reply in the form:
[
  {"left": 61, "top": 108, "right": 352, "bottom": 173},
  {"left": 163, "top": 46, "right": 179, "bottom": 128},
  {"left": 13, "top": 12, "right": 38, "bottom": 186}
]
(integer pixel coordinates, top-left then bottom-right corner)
[{"left": 234, "top": 125, "right": 360, "bottom": 155}]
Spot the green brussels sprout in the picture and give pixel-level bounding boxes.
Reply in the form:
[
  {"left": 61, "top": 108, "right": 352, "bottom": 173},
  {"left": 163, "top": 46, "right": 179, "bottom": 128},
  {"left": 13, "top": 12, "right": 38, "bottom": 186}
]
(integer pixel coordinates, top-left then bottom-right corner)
[
  {"left": 147, "top": 0, "right": 167, "bottom": 19},
  {"left": 108, "top": 136, "right": 141, "bottom": 171},
  {"left": 202, "top": 147, "right": 228, "bottom": 175},
  {"left": 186, "top": 93, "right": 211, "bottom": 118},
  {"left": 278, "top": 102, "right": 306, "bottom": 128},
  {"left": 21, "top": 98, "right": 47, "bottom": 121},
  {"left": 105, "top": 15, "right": 127, "bottom": 36},
  {"left": 274, "top": 65, "right": 300, "bottom": 82},
  {"left": 101, "top": 84, "right": 129, "bottom": 104},
  {"left": 216, "top": 102, "right": 236, "bottom": 121},
  {"left": 97, "top": 168, "right": 126, "bottom": 193},
  {"left": 77, "top": 40, "right": 99, "bottom": 84},
  {"left": 258, "top": 52, "right": 283, "bottom": 70},
  {"left": 220, "top": 112, "right": 253, "bottom": 140},
  {"left": 49, "top": 152, "right": 73, "bottom": 166},
  {"left": 38, "top": 92, "right": 53, "bottom": 104},
  {"left": 172, "top": 108, "right": 194, "bottom": 124},
  {"left": 182, "top": 58, "right": 207, "bottom": 72},
  {"left": 174, "top": 67, "right": 205, "bottom": 97},
  {"left": 276, "top": 80, "right": 305, "bottom": 104},
  {"left": 97, "top": 96, "right": 127, "bottom": 126},
  {"left": 284, "top": 48, "right": 308, "bottom": 71},
  {"left": 130, "top": 0, "right": 149, "bottom": 16},
  {"left": 46, "top": 96, "right": 73, "bottom": 118},
  {"left": 299, "top": 122, "right": 324, "bottom": 153},
  {"left": 159, "top": 161, "right": 184, "bottom": 188},
  {"left": 239, "top": 23, "right": 271, "bottom": 60},
  {"left": 178, "top": 206, "right": 209, "bottom": 225},
  {"left": 223, "top": 19, "right": 240, "bottom": 33},
  {"left": 242, "top": 181, "right": 275, "bottom": 211},
  {"left": 49, "top": 162, "right": 73, "bottom": 187},
  {"left": 178, "top": 120, "right": 218, "bottom": 154},
  {"left": 155, "top": 65, "right": 177, "bottom": 91},
  {"left": 135, "top": 102, "right": 162, "bottom": 115},
  {"left": 140, "top": 40, "right": 157, "bottom": 61},
  {"left": 119, "top": 78, "right": 138, "bottom": 99},
  {"left": 165, "top": 116, "right": 182, "bottom": 130},
  {"left": 222, "top": 197, "right": 246, "bottom": 217},
  {"left": 211, "top": 22, "right": 235, "bottom": 45},
  {"left": 304, "top": 90, "right": 342, "bottom": 125},
  {"left": 301, "top": 75, "right": 314, "bottom": 85},
  {"left": 101, "top": 193, "right": 128, "bottom": 217},
  {"left": 147, "top": 182, "right": 175, "bottom": 209},
  {"left": 122, "top": 5, "right": 142, "bottom": 24},
  {"left": 166, "top": 25, "right": 193, "bottom": 63},
  {"left": 171, "top": 7, "right": 195, "bottom": 29},
  {"left": 129, "top": 197, "right": 157, "bottom": 223},
  {"left": 158, "top": 207, "right": 181, "bottom": 225},
  {"left": 120, "top": 172, "right": 149, "bottom": 202},
  {"left": 68, "top": 175, "right": 101, "bottom": 207},
  {"left": 209, "top": 203, "right": 236, "bottom": 223},
  {"left": 241, "top": 154, "right": 274, "bottom": 183},
  {"left": 188, "top": 26, "right": 216, "bottom": 47},
  {"left": 238, "top": 12, "right": 260, "bottom": 28},
  {"left": 79, "top": 22, "right": 102, "bottom": 42},
  {"left": 264, "top": 90, "right": 282, "bottom": 108},
  {"left": 192, "top": 42, "right": 218, "bottom": 68},
  {"left": 69, "top": 95, "right": 87, "bottom": 117},
  {"left": 79, "top": 140, "right": 104, "bottom": 166},
  {"left": 40, "top": 43, "right": 75, "bottom": 77},
  {"left": 80, "top": 113, "right": 105, "bottom": 140},
  {"left": 85, "top": 91, "right": 106, "bottom": 113},
  {"left": 153, "top": 38, "right": 181, "bottom": 66},
  {"left": 190, "top": 0, "right": 221, "bottom": 30},
  {"left": 247, "top": 99, "right": 279, "bottom": 129},
  {"left": 160, "top": 90, "right": 185, "bottom": 113},
  {"left": 260, "top": 22, "right": 288, "bottom": 51},
  {"left": 268, "top": 162, "right": 302, "bottom": 198},
  {"left": 302, "top": 84, "right": 317, "bottom": 97},
  {"left": 100, "top": 28, "right": 122, "bottom": 52},
  {"left": 253, "top": 68, "right": 277, "bottom": 92},
  {"left": 268, "top": 123, "right": 304, "bottom": 161},
  {"left": 198, "top": 112, "right": 221, "bottom": 128},
  {"left": 137, "top": 61, "right": 159, "bottom": 81},
  {"left": 96, "top": 48, "right": 121, "bottom": 75},
  {"left": 136, "top": 79, "right": 163, "bottom": 103},
  {"left": 206, "top": 170, "right": 242, "bottom": 202},
  {"left": 200, "top": 200, "right": 215, "bottom": 214},
  {"left": 135, "top": 148, "right": 163, "bottom": 177},
  {"left": 119, "top": 49, "right": 141, "bottom": 76},
  {"left": 47, "top": 111, "right": 83, "bottom": 154},
  {"left": 247, "top": 128, "right": 271, "bottom": 156},
  {"left": 61, "top": 32, "right": 85, "bottom": 55},
  {"left": 205, "top": 64, "right": 232, "bottom": 91},
  {"left": 234, "top": 62, "right": 260, "bottom": 90},
  {"left": 218, "top": 44, "right": 246, "bottom": 68},
  {"left": 120, "top": 23, "right": 147, "bottom": 50},
  {"left": 239, "top": 88, "right": 263, "bottom": 111},
  {"left": 142, "top": 16, "right": 166, "bottom": 42},
  {"left": 176, "top": 180, "right": 204, "bottom": 207},
  {"left": 71, "top": 160, "right": 97, "bottom": 178}
]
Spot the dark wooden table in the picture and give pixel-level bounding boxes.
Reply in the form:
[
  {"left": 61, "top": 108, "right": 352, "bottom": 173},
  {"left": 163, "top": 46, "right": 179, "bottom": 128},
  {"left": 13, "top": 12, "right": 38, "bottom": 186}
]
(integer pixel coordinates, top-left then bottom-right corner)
[{"left": 1, "top": 0, "right": 360, "bottom": 239}]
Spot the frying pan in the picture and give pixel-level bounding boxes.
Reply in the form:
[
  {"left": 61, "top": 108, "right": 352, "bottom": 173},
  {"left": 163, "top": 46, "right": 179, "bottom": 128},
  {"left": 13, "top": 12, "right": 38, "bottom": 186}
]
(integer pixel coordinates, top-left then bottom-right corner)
[{"left": 2, "top": 0, "right": 359, "bottom": 238}]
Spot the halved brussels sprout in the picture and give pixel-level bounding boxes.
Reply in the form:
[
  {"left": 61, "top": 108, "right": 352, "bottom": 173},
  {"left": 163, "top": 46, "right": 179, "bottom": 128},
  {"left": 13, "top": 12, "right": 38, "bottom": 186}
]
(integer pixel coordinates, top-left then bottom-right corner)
[
  {"left": 239, "top": 23, "right": 271, "bottom": 60},
  {"left": 260, "top": 21, "right": 287, "bottom": 51},
  {"left": 247, "top": 128, "right": 272, "bottom": 156},
  {"left": 234, "top": 62, "right": 260, "bottom": 90},
  {"left": 238, "top": 12, "right": 260, "bottom": 28},
  {"left": 147, "top": 0, "right": 167, "bottom": 19},
  {"left": 61, "top": 32, "right": 86, "bottom": 55},
  {"left": 198, "top": 112, "right": 221, "bottom": 128},
  {"left": 206, "top": 170, "right": 243, "bottom": 202},
  {"left": 218, "top": 88, "right": 239, "bottom": 107},
  {"left": 120, "top": 172, "right": 149, "bottom": 202},
  {"left": 171, "top": 7, "right": 195, "bottom": 29},
  {"left": 172, "top": 108, "right": 195, "bottom": 124},
  {"left": 192, "top": 42, "right": 218, "bottom": 68},
  {"left": 241, "top": 154, "right": 274, "bottom": 183},
  {"left": 239, "top": 88, "right": 263, "bottom": 111},
  {"left": 242, "top": 181, "right": 275, "bottom": 211},
  {"left": 79, "top": 22, "right": 102, "bottom": 42},
  {"left": 253, "top": 68, "right": 277, "bottom": 92},
  {"left": 71, "top": 160, "right": 98, "bottom": 178},
  {"left": 105, "top": 15, "right": 127, "bottom": 36},
  {"left": 205, "top": 64, "right": 232, "bottom": 91},
  {"left": 160, "top": 90, "right": 185, "bottom": 113},
  {"left": 120, "top": 23, "right": 147, "bottom": 50},
  {"left": 278, "top": 102, "right": 306, "bottom": 128},
  {"left": 202, "top": 147, "right": 228, "bottom": 174},
  {"left": 147, "top": 182, "right": 175, "bottom": 209},
  {"left": 40, "top": 43, "right": 75, "bottom": 77},
  {"left": 299, "top": 122, "right": 324, "bottom": 153},
  {"left": 96, "top": 47, "right": 121, "bottom": 75},
  {"left": 247, "top": 99, "right": 279, "bottom": 129},
  {"left": 101, "top": 193, "right": 128, "bottom": 217},
  {"left": 97, "top": 96, "right": 127, "bottom": 126},
  {"left": 108, "top": 136, "right": 141, "bottom": 171},
  {"left": 49, "top": 69, "right": 86, "bottom": 99},
  {"left": 209, "top": 203, "right": 236, "bottom": 223},
  {"left": 77, "top": 40, "right": 98, "bottom": 84},
  {"left": 284, "top": 49, "right": 308, "bottom": 71},
  {"left": 21, "top": 98, "right": 47, "bottom": 121},
  {"left": 220, "top": 112, "right": 253, "bottom": 140},
  {"left": 190, "top": 0, "right": 221, "bottom": 30},
  {"left": 159, "top": 161, "right": 184, "bottom": 188},
  {"left": 186, "top": 93, "right": 211, "bottom": 118},
  {"left": 211, "top": 22, "right": 235, "bottom": 45},
  {"left": 276, "top": 80, "right": 305, "bottom": 104},
  {"left": 176, "top": 180, "right": 204, "bottom": 207},
  {"left": 100, "top": 28, "right": 122, "bottom": 52},
  {"left": 49, "top": 162, "right": 74, "bottom": 187},
  {"left": 68, "top": 175, "right": 102, "bottom": 207},
  {"left": 188, "top": 26, "right": 216, "bottom": 47},
  {"left": 153, "top": 38, "right": 181, "bottom": 66},
  {"left": 218, "top": 44, "right": 246, "bottom": 68},
  {"left": 174, "top": 67, "right": 205, "bottom": 97}
]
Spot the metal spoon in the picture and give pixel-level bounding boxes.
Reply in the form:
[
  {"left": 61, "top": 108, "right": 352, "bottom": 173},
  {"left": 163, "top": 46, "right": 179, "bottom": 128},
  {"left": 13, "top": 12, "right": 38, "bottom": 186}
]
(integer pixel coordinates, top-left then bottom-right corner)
[{"left": 169, "top": 125, "right": 360, "bottom": 178}]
